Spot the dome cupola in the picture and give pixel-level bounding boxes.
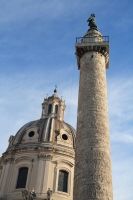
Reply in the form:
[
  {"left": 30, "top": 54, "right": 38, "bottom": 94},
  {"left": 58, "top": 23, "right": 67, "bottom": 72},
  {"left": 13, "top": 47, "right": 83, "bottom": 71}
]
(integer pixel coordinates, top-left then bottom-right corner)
[{"left": 41, "top": 87, "right": 66, "bottom": 121}]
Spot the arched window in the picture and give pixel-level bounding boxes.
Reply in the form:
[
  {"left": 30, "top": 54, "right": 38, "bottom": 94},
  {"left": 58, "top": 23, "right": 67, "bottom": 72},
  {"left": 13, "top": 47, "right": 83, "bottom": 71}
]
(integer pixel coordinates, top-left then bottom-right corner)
[
  {"left": 16, "top": 167, "right": 28, "bottom": 189},
  {"left": 55, "top": 105, "right": 58, "bottom": 115},
  {"left": 58, "top": 170, "right": 68, "bottom": 192},
  {"left": 48, "top": 104, "right": 52, "bottom": 115}
]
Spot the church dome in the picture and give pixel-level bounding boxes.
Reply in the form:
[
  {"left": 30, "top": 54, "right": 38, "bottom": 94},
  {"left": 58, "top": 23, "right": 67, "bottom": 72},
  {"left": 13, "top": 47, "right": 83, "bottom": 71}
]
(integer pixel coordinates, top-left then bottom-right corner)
[
  {"left": 0, "top": 91, "right": 75, "bottom": 200},
  {"left": 7, "top": 117, "right": 75, "bottom": 150},
  {"left": 6, "top": 90, "right": 76, "bottom": 152}
]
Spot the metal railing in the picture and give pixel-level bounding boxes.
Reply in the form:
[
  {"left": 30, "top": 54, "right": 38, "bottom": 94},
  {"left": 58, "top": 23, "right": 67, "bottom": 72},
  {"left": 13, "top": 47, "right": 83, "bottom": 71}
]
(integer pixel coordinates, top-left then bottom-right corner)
[{"left": 76, "top": 36, "right": 109, "bottom": 44}]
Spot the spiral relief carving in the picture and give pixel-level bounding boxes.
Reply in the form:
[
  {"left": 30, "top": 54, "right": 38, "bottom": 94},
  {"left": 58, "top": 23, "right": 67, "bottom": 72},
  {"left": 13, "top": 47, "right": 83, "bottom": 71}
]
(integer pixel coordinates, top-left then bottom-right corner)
[{"left": 74, "top": 51, "right": 113, "bottom": 200}]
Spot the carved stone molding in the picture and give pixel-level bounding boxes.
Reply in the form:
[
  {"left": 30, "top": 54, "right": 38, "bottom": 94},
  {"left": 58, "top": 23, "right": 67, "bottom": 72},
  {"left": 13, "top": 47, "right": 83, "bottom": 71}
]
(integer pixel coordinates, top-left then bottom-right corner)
[
  {"left": 56, "top": 159, "right": 74, "bottom": 167},
  {"left": 55, "top": 148, "right": 75, "bottom": 158},
  {"left": 76, "top": 46, "right": 109, "bottom": 70},
  {"left": 74, "top": 171, "right": 112, "bottom": 187},
  {"left": 3, "top": 157, "right": 15, "bottom": 164},
  {"left": 74, "top": 184, "right": 113, "bottom": 200},
  {"left": 75, "top": 159, "right": 111, "bottom": 174},
  {"left": 15, "top": 156, "right": 34, "bottom": 163},
  {"left": 76, "top": 130, "right": 110, "bottom": 145},
  {"left": 75, "top": 149, "right": 110, "bottom": 159},
  {"left": 38, "top": 154, "right": 52, "bottom": 161}
]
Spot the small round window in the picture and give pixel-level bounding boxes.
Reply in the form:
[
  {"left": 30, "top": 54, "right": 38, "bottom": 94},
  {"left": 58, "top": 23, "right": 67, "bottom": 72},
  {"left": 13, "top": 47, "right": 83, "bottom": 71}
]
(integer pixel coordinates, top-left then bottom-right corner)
[
  {"left": 28, "top": 131, "right": 35, "bottom": 137},
  {"left": 62, "top": 134, "right": 68, "bottom": 140}
]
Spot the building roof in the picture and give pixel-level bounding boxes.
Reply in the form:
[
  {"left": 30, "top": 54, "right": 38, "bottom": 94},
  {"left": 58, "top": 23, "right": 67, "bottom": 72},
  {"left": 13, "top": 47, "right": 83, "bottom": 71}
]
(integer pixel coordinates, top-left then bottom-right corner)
[{"left": 6, "top": 117, "right": 76, "bottom": 152}]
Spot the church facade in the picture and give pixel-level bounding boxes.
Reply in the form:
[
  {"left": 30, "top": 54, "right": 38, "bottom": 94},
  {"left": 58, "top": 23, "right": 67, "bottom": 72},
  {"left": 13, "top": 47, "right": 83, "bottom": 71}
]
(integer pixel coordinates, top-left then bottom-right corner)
[{"left": 0, "top": 90, "right": 75, "bottom": 200}]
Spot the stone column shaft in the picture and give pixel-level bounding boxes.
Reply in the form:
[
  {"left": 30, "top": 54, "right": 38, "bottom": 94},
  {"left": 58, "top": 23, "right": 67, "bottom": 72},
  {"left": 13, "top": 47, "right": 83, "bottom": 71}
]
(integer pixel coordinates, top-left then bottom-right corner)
[{"left": 74, "top": 51, "right": 113, "bottom": 200}]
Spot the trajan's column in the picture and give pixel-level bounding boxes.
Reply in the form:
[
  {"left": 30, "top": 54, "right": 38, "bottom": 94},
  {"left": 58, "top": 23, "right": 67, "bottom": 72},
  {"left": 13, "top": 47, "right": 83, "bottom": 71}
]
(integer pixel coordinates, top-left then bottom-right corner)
[{"left": 74, "top": 14, "right": 113, "bottom": 200}]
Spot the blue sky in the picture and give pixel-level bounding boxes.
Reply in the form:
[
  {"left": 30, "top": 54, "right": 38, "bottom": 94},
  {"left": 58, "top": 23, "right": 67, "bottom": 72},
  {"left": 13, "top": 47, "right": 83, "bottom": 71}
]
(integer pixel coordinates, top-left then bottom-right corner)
[{"left": 0, "top": 1, "right": 133, "bottom": 199}]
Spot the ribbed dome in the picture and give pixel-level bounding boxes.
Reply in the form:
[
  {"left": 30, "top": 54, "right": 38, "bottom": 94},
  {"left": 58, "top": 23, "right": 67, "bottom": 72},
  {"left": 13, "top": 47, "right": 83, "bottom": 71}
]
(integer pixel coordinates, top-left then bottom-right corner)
[{"left": 7, "top": 118, "right": 76, "bottom": 151}]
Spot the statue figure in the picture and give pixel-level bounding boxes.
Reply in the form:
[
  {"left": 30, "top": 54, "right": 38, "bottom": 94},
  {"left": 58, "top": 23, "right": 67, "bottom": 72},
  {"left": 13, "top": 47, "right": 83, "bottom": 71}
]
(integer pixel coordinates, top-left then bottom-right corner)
[
  {"left": 22, "top": 188, "right": 36, "bottom": 200},
  {"left": 8, "top": 135, "right": 15, "bottom": 147},
  {"left": 29, "top": 188, "right": 36, "bottom": 200},
  {"left": 87, "top": 14, "right": 98, "bottom": 30},
  {"left": 47, "top": 188, "right": 52, "bottom": 200},
  {"left": 22, "top": 189, "right": 29, "bottom": 200}
]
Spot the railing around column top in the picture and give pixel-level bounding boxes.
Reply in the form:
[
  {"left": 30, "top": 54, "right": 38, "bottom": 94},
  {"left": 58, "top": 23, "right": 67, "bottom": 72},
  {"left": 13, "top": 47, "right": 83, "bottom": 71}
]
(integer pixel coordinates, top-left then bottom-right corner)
[{"left": 76, "top": 36, "right": 109, "bottom": 44}]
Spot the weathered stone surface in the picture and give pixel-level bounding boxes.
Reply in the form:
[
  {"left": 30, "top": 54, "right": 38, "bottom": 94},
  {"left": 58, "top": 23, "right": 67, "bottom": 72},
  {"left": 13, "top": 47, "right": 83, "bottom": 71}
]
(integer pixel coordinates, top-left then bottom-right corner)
[{"left": 74, "top": 46, "right": 113, "bottom": 200}]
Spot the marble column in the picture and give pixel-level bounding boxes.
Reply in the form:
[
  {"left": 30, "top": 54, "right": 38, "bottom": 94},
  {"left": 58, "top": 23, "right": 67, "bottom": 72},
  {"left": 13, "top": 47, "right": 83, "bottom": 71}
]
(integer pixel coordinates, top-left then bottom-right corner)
[{"left": 74, "top": 29, "right": 113, "bottom": 200}]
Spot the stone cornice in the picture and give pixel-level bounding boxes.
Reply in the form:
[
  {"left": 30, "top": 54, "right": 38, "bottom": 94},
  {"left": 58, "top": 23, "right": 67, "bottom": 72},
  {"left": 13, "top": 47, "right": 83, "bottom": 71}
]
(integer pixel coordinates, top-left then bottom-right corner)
[
  {"left": 5, "top": 144, "right": 54, "bottom": 154},
  {"left": 54, "top": 148, "right": 75, "bottom": 158},
  {"left": 15, "top": 156, "right": 34, "bottom": 163},
  {"left": 3, "top": 157, "right": 15, "bottom": 164},
  {"left": 76, "top": 45, "right": 109, "bottom": 69},
  {"left": 38, "top": 154, "right": 52, "bottom": 160},
  {"left": 56, "top": 159, "right": 74, "bottom": 167},
  {"left": 2, "top": 145, "right": 74, "bottom": 160}
]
